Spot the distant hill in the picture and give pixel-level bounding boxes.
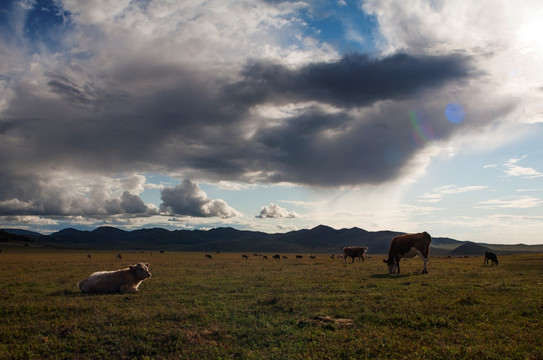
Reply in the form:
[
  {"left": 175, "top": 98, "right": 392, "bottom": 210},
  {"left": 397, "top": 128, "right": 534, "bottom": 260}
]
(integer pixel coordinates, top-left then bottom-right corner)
[
  {"left": 447, "top": 242, "right": 491, "bottom": 256},
  {"left": 0, "top": 229, "right": 35, "bottom": 246},
  {"left": 1, "top": 226, "right": 541, "bottom": 255}
]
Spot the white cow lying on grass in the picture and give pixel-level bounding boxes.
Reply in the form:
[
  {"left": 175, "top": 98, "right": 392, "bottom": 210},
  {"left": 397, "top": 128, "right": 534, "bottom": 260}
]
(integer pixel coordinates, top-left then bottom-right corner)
[{"left": 78, "top": 263, "right": 151, "bottom": 294}]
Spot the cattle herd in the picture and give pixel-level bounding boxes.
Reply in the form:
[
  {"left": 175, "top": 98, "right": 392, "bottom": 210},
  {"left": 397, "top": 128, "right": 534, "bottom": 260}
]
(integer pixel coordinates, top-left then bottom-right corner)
[{"left": 76, "top": 232, "right": 501, "bottom": 294}]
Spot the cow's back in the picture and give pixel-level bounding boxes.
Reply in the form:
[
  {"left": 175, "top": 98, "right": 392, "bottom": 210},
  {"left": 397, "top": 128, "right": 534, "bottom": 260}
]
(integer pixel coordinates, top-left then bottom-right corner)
[{"left": 78, "top": 270, "right": 131, "bottom": 293}]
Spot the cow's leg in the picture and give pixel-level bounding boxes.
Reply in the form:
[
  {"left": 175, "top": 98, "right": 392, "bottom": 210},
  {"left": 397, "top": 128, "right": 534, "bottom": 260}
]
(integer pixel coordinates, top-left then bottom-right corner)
[
  {"left": 120, "top": 284, "right": 138, "bottom": 294},
  {"left": 421, "top": 256, "right": 429, "bottom": 274}
]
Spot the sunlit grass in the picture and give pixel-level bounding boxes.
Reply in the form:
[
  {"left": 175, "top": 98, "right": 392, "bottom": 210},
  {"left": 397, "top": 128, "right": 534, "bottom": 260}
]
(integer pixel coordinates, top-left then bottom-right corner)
[{"left": 0, "top": 250, "right": 541, "bottom": 359}]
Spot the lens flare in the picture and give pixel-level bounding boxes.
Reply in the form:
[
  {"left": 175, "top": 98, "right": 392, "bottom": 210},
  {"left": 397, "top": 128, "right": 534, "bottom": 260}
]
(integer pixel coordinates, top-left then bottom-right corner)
[
  {"left": 409, "top": 110, "right": 434, "bottom": 146},
  {"left": 445, "top": 103, "right": 465, "bottom": 123}
]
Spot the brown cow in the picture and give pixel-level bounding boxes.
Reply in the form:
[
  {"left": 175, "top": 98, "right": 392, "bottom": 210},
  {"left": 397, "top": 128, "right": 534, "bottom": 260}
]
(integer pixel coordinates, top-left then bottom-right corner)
[
  {"left": 383, "top": 232, "right": 431, "bottom": 274},
  {"left": 78, "top": 263, "right": 151, "bottom": 294},
  {"left": 343, "top": 246, "right": 368, "bottom": 263}
]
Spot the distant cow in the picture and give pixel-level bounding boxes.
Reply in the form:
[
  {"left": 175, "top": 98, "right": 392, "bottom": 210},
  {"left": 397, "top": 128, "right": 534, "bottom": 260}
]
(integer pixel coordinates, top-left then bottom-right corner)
[
  {"left": 78, "top": 263, "right": 151, "bottom": 294},
  {"left": 262, "top": 255, "right": 268, "bottom": 260},
  {"left": 296, "top": 255, "right": 303, "bottom": 259},
  {"left": 86, "top": 253, "right": 91, "bottom": 259},
  {"left": 242, "top": 255, "right": 249, "bottom": 259},
  {"left": 205, "top": 254, "right": 213, "bottom": 260},
  {"left": 383, "top": 232, "right": 431, "bottom": 274},
  {"left": 484, "top": 251, "right": 498, "bottom": 266},
  {"left": 116, "top": 253, "right": 122, "bottom": 260},
  {"left": 343, "top": 246, "right": 368, "bottom": 263},
  {"left": 273, "top": 254, "right": 280, "bottom": 260}
]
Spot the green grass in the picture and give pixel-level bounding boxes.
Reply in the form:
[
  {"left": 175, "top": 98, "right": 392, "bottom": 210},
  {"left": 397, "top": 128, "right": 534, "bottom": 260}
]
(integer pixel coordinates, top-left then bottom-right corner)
[{"left": 0, "top": 250, "right": 542, "bottom": 359}]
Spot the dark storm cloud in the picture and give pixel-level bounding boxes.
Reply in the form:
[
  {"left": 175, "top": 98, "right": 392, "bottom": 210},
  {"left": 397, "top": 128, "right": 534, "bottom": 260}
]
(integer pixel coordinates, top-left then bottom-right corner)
[
  {"left": 229, "top": 53, "right": 472, "bottom": 108},
  {"left": 0, "top": 51, "right": 479, "bottom": 198},
  {"left": 46, "top": 72, "right": 106, "bottom": 107}
]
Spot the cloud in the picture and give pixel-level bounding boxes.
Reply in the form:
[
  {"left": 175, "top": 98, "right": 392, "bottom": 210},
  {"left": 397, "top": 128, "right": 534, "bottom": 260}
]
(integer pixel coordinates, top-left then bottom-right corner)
[
  {"left": 503, "top": 156, "right": 543, "bottom": 179},
  {"left": 0, "top": 172, "right": 158, "bottom": 217},
  {"left": 0, "top": 0, "right": 537, "bottom": 223},
  {"left": 229, "top": 52, "right": 472, "bottom": 108},
  {"left": 160, "top": 180, "right": 239, "bottom": 218},
  {"left": 256, "top": 203, "right": 300, "bottom": 218},
  {"left": 477, "top": 197, "right": 543, "bottom": 209},
  {"left": 420, "top": 185, "right": 487, "bottom": 203}
]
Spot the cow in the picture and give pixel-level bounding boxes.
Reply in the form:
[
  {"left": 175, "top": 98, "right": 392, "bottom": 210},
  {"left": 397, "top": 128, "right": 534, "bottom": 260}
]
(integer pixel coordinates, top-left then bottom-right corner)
[
  {"left": 343, "top": 246, "right": 368, "bottom": 263},
  {"left": 484, "top": 251, "right": 498, "bottom": 266},
  {"left": 116, "top": 253, "right": 122, "bottom": 260},
  {"left": 86, "top": 253, "right": 91, "bottom": 259},
  {"left": 296, "top": 255, "right": 303, "bottom": 259},
  {"left": 242, "top": 255, "right": 249, "bottom": 259},
  {"left": 205, "top": 254, "right": 213, "bottom": 260},
  {"left": 78, "top": 263, "right": 151, "bottom": 294},
  {"left": 273, "top": 254, "right": 280, "bottom": 260},
  {"left": 383, "top": 232, "right": 431, "bottom": 274}
]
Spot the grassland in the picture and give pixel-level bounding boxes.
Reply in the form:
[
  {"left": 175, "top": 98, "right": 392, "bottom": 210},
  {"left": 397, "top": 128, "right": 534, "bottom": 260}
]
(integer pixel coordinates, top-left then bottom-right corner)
[{"left": 0, "top": 249, "right": 541, "bottom": 359}]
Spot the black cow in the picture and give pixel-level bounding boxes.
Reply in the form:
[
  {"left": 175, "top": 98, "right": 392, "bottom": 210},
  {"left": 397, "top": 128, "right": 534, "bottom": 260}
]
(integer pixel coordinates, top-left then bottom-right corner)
[{"left": 484, "top": 251, "right": 498, "bottom": 266}]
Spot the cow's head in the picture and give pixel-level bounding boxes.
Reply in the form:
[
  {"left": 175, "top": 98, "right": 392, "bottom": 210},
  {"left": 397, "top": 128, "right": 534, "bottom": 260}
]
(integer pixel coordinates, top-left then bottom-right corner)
[
  {"left": 383, "top": 258, "right": 395, "bottom": 274},
  {"left": 130, "top": 263, "right": 152, "bottom": 280}
]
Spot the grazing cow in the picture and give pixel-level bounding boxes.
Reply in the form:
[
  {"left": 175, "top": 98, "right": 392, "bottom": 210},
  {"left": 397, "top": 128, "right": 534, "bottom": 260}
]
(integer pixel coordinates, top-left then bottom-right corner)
[
  {"left": 86, "top": 253, "right": 91, "bottom": 259},
  {"left": 262, "top": 255, "right": 268, "bottom": 260},
  {"left": 309, "top": 255, "right": 316, "bottom": 259},
  {"left": 205, "top": 254, "right": 213, "bottom": 260},
  {"left": 78, "top": 263, "right": 151, "bottom": 294},
  {"left": 242, "top": 255, "right": 249, "bottom": 259},
  {"left": 296, "top": 255, "right": 303, "bottom": 259},
  {"left": 116, "top": 253, "right": 122, "bottom": 260},
  {"left": 343, "top": 246, "right": 368, "bottom": 263},
  {"left": 282, "top": 256, "right": 288, "bottom": 259},
  {"left": 273, "top": 254, "right": 280, "bottom": 260},
  {"left": 383, "top": 232, "right": 431, "bottom": 274},
  {"left": 484, "top": 251, "right": 499, "bottom": 266}
]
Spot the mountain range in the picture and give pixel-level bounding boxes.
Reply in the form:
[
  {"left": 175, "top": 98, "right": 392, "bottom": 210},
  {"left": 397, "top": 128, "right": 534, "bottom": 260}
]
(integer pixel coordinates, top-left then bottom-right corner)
[{"left": 2, "top": 225, "right": 543, "bottom": 256}]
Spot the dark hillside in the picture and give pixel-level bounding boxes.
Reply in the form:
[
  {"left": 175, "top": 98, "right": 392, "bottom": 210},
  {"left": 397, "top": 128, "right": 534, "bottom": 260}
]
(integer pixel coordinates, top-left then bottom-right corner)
[{"left": 2, "top": 226, "right": 542, "bottom": 254}]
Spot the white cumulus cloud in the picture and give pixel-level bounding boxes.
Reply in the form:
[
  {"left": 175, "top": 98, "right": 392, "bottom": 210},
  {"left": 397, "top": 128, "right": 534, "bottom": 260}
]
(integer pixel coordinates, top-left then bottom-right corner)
[
  {"left": 160, "top": 180, "right": 240, "bottom": 218},
  {"left": 256, "top": 203, "right": 300, "bottom": 218}
]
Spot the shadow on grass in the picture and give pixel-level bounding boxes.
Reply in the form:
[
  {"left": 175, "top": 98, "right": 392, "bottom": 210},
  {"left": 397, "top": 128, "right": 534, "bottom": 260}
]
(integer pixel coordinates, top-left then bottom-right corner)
[
  {"left": 370, "top": 274, "right": 410, "bottom": 279},
  {"left": 48, "top": 289, "right": 82, "bottom": 297}
]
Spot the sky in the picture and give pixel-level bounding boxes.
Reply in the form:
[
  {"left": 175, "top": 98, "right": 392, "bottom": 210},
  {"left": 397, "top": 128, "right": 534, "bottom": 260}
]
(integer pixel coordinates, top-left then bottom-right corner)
[{"left": 1, "top": 0, "right": 542, "bottom": 244}]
